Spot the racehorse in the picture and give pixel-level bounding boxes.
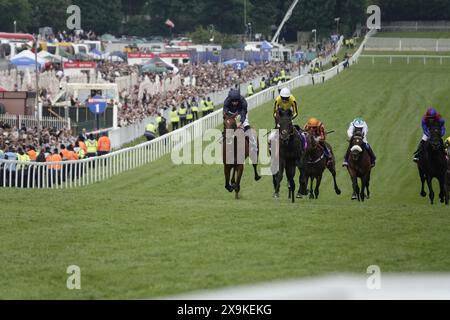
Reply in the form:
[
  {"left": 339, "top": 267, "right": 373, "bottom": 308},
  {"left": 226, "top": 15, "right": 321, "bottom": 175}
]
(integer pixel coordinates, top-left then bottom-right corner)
[
  {"left": 346, "top": 134, "right": 372, "bottom": 202},
  {"left": 417, "top": 126, "right": 448, "bottom": 205},
  {"left": 223, "top": 112, "right": 261, "bottom": 199},
  {"left": 297, "top": 132, "right": 341, "bottom": 199},
  {"left": 272, "top": 109, "right": 303, "bottom": 203}
]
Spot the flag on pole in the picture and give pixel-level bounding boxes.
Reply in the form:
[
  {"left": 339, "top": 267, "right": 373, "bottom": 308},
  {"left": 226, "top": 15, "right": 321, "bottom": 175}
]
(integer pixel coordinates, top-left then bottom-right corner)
[{"left": 165, "top": 19, "right": 175, "bottom": 28}]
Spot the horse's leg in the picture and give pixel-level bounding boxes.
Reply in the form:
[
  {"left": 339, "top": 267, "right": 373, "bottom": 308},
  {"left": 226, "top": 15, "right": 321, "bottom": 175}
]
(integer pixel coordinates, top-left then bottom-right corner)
[
  {"left": 253, "top": 164, "right": 261, "bottom": 181},
  {"left": 439, "top": 176, "right": 448, "bottom": 205},
  {"left": 360, "top": 176, "right": 367, "bottom": 202},
  {"left": 426, "top": 175, "right": 434, "bottom": 205},
  {"left": 328, "top": 163, "right": 341, "bottom": 195},
  {"left": 224, "top": 165, "right": 233, "bottom": 192},
  {"left": 309, "top": 176, "right": 315, "bottom": 199},
  {"left": 297, "top": 162, "right": 304, "bottom": 198},
  {"left": 314, "top": 174, "right": 323, "bottom": 199},
  {"left": 234, "top": 165, "right": 244, "bottom": 200},
  {"left": 351, "top": 176, "right": 359, "bottom": 201},
  {"left": 249, "top": 137, "right": 261, "bottom": 182},
  {"left": 231, "top": 166, "right": 236, "bottom": 188},
  {"left": 287, "top": 163, "right": 296, "bottom": 203},
  {"left": 274, "top": 162, "right": 284, "bottom": 198},
  {"left": 419, "top": 168, "right": 427, "bottom": 197}
]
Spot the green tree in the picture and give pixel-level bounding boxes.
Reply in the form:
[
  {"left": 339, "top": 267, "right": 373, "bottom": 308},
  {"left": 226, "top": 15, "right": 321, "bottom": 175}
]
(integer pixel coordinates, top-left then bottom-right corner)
[
  {"left": 28, "top": 0, "right": 71, "bottom": 32},
  {"left": 74, "top": 0, "right": 122, "bottom": 34},
  {"left": 0, "top": 0, "right": 31, "bottom": 32}
]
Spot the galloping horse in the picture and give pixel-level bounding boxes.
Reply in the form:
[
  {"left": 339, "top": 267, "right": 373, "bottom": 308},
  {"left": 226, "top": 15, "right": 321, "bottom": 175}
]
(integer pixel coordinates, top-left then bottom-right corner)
[
  {"left": 417, "top": 126, "right": 448, "bottom": 205},
  {"left": 223, "top": 112, "right": 261, "bottom": 199},
  {"left": 272, "top": 109, "right": 303, "bottom": 202},
  {"left": 346, "top": 134, "right": 372, "bottom": 202},
  {"left": 298, "top": 132, "right": 341, "bottom": 199}
]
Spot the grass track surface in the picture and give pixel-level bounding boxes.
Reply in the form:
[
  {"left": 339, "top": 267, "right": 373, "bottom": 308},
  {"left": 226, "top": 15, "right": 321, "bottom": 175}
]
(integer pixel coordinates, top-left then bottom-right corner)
[{"left": 1, "top": 59, "right": 450, "bottom": 299}]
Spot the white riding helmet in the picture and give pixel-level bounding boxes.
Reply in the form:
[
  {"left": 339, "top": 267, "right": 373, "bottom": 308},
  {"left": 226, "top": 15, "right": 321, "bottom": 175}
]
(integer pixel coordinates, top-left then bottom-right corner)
[
  {"left": 280, "top": 88, "right": 291, "bottom": 98},
  {"left": 353, "top": 117, "right": 365, "bottom": 128}
]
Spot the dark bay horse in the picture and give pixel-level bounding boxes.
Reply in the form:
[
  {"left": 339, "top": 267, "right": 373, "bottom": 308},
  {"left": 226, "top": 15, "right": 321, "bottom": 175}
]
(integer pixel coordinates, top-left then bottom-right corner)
[
  {"left": 417, "top": 126, "right": 448, "bottom": 205},
  {"left": 298, "top": 133, "right": 341, "bottom": 199},
  {"left": 223, "top": 112, "right": 261, "bottom": 199},
  {"left": 347, "top": 134, "right": 372, "bottom": 202},
  {"left": 272, "top": 109, "right": 303, "bottom": 202}
]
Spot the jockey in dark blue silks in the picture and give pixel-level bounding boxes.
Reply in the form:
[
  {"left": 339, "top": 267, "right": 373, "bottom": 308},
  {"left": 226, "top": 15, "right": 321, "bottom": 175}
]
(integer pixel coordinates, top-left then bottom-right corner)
[
  {"left": 223, "top": 89, "right": 258, "bottom": 152},
  {"left": 223, "top": 89, "right": 249, "bottom": 128},
  {"left": 414, "top": 107, "right": 446, "bottom": 162}
]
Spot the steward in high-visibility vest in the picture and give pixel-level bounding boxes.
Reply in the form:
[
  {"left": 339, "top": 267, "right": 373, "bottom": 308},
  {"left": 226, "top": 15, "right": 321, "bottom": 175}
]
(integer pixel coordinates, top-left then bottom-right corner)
[
  {"left": 26, "top": 146, "right": 37, "bottom": 161},
  {"left": 191, "top": 100, "right": 199, "bottom": 120},
  {"left": 260, "top": 78, "right": 266, "bottom": 90},
  {"left": 247, "top": 83, "right": 254, "bottom": 96},
  {"left": 156, "top": 114, "right": 162, "bottom": 124},
  {"left": 201, "top": 99, "right": 209, "bottom": 116},
  {"left": 206, "top": 98, "right": 214, "bottom": 113},
  {"left": 186, "top": 106, "right": 193, "bottom": 123},
  {"left": 66, "top": 145, "right": 79, "bottom": 161},
  {"left": 47, "top": 149, "right": 62, "bottom": 170},
  {"left": 178, "top": 104, "right": 187, "bottom": 127},
  {"left": 97, "top": 132, "right": 111, "bottom": 155},
  {"left": 16, "top": 148, "right": 30, "bottom": 171},
  {"left": 85, "top": 134, "right": 98, "bottom": 158},
  {"left": 280, "top": 69, "right": 286, "bottom": 82},
  {"left": 145, "top": 123, "right": 156, "bottom": 141},
  {"left": 170, "top": 107, "right": 180, "bottom": 130}
]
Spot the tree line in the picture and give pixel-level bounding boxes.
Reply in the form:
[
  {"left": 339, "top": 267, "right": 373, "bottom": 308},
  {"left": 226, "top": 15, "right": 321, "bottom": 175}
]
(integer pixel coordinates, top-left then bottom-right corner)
[{"left": 0, "top": 0, "right": 449, "bottom": 39}]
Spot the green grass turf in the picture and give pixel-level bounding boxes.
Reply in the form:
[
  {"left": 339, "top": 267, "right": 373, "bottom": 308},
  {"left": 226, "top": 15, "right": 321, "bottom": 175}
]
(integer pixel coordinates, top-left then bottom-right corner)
[
  {"left": 374, "top": 31, "right": 450, "bottom": 39},
  {"left": 1, "top": 59, "right": 450, "bottom": 299},
  {"left": 363, "top": 50, "right": 450, "bottom": 56}
]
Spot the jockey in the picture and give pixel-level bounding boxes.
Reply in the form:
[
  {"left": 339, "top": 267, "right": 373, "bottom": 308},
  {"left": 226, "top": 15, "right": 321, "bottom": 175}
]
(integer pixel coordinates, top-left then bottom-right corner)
[
  {"left": 273, "top": 87, "right": 298, "bottom": 126},
  {"left": 304, "top": 117, "right": 333, "bottom": 166},
  {"left": 413, "top": 107, "right": 446, "bottom": 162},
  {"left": 343, "top": 117, "right": 376, "bottom": 167},
  {"left": 269, "top": 87, "right": 299, "bottom": 149},
  {"left": 223, "top": 88, "right": 257, "bottom": 150}
]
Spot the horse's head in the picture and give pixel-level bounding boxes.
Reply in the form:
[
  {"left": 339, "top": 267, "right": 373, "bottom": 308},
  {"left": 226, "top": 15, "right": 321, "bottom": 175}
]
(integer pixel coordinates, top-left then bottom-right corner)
[
  {"left": 428, "top": 126, "right": 442, "bottom": 151},
  {"left": 223, "top": 112, "right": 238, "bottom": 131},
  {"left": 350, "top": 134, "right": 364, "bottom": 161},
  {"left": 277, "top": 109, "right": 293, "bottom": 144}
]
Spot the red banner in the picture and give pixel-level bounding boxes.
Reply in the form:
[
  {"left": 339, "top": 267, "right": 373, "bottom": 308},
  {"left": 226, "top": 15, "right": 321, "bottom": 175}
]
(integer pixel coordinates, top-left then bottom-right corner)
[
  {"left": 159, "top": 52, "right": 190, "bottom": 58},
  {"left": 64, "top": 62, "right": 97, "bottom": 69},
  {"left": 127, "top": 53, "right": 155, "bottom": 59}
]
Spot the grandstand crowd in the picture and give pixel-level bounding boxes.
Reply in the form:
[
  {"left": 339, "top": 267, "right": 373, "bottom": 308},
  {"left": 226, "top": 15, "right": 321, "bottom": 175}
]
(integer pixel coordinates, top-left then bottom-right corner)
[{"left": 0, "top": 26, "right": 341, "bottom": 167}]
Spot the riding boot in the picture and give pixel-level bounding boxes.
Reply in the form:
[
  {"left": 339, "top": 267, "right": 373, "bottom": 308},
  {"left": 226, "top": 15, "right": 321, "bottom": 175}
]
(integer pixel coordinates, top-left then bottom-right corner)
[
  {"left": 342, "top": 147, "right": 350, "bottom": 167},
  {"left": 413, "top": 140, "right": 425, "bottom": 162},
  {"left": 320, "top": 142, "right": 333, "bottom": 166},
  {"left": 365, "top": 143, "right": 376, "bottom": 167}
]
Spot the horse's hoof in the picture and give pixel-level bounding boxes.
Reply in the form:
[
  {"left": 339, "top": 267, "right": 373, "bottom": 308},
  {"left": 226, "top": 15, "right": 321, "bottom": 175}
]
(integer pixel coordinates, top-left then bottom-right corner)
[
  {"left": 351, "top": 196, "right": 357, "bottom": 200},
  {"left": 335, "top": 189, "right": 342, "bottom": 195},
  {"left": 225, "top": 185, "right": 234, "bottom": 193},
  {"left": 273, "top": 192, "right": 279, "bottom": 199},
  {"left": 296, "top": 193, "right": 303, "bottom": 199},
  {"left": 255, "top": 175, "right": 262, "bottom": 181},
  {"left": 420, "top": 191, "right": 426, "bottom": 197}
]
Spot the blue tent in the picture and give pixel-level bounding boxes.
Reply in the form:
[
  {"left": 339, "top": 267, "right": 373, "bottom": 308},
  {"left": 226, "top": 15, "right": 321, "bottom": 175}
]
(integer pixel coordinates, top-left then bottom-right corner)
[
  {"left": 261, "top": 41, "right": 273, "bottom": 51},
  {"left": 223, "top": 59, "right": 249, "bottom": 70},
  {"left": 10, "top": 57, "right": 40, "bottom": 69}
]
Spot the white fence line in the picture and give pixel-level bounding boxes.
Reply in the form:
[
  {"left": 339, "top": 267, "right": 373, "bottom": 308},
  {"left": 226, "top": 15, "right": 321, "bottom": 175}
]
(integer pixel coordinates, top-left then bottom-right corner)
[
  {"left": 360, "top": 54, "right": 450, "bottom": 65},
  {"left": 0, "top": 31, "right": 374, "bottom": 189},
  {"left": 365, "top": 37, "right": 450, "bottom": 52},
  {"left": 0, "top": 114, "right": 70, "bottom": 129}
]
